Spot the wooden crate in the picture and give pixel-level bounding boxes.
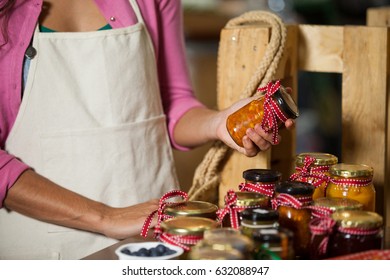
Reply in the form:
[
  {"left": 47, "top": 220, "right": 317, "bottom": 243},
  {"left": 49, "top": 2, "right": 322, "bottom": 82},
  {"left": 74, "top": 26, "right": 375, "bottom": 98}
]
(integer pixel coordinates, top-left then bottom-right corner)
[{"left": 217, "top": 14, "right": 390, "bottom": 247}]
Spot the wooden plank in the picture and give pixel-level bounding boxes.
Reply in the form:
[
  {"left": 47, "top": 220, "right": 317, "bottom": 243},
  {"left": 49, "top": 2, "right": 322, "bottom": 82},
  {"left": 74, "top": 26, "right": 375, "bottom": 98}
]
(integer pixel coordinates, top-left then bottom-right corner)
[
  {"left": 298, "top": 25, "right": 343, "bottom": 73},
  {"left": 217, "top": 24, "right": 298, "bottom": 206},
  {"left": 367, "top": 6, "right": 390, "bottom": 27},
  {"left": 342, "top": 26, "right": 389, "bottom": 229}
]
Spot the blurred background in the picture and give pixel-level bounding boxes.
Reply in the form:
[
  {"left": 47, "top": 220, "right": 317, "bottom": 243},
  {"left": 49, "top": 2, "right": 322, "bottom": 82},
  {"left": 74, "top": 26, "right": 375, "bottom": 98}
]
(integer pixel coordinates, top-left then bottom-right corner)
[{"left": 174, "top": 0, "right": 390, "bottom": 191}]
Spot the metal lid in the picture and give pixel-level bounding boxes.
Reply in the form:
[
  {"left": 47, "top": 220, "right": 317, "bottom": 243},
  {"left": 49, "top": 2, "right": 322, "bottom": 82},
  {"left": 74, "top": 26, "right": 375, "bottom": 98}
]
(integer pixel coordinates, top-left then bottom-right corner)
[
  {"left": 329, "top": 163, "right": 374, "bottom": 178},
  {"left": 203, "top": 228, "right": 241, "bottom": 240},
  {"left": 331, "top": 210, "right": 383, "bottom": 229},
  {"left": 312, "top": 197, "right": 363, "bottom": 211},
  {"left": 189, "top": 244, "right": 244, "bottom": 260},
  {"left": 240, "top": 208, "right": 279, "bottom": 222},
  {"left": 164, "top": 201, "right": 218, "bottom": 218},
  {"left": 235, "top": 191, "right": 270, "bottom": 207},
  {"left": 242, "top": 169, "right": 282, "bottom": 183},
  {"left": 275, "top": 181, "right": 315, "bottom": 195},
  {"left": 272, "top": 86, "right": 299, "bottom": 119},
  {"left": 296, "top": 152, "right": 338, "bottom": 166},
  {"left": 160, "top": 217, "right": 218, "bottom": 235}
]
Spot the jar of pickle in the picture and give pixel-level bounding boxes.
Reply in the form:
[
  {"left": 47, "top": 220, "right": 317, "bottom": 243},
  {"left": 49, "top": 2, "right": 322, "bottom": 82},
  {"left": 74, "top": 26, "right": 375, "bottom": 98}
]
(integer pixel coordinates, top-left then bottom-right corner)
[
  {"left": 328, "top": 210, "right": 383, "bottom": 258},
  {"left": 240, "top": 169, "right": 282, "bottom": 201},
  {"left": 290, "top": 152, "right": 338, "bottom": 200},
  {"left": 240, "top": 208, "right": 279, "bottom": 238},
  {"left": 219, "top": 190, "right": 270, "bottom": 229},
  {"left": 158, "top": 216, "right": 219, "bottom": 256},
  {"left": 226, "top": 81, "right": 299, "bottom": 147},
  {"left": 272, "top": 181, "right": 314, "bottom": 259},
  {"left": 326, "top": 163, "right": 375, "bottom": 211},
  {"left": 310, "top": 197, "right": 363, "bottom": 218},
  {"left": 251, "top": 227, "right": 294, "bottom": 260},
  {"left": 201, "top": 228, "right": 254, "bottom": 259},
  {"left": 164, "top": 201, "right": 219, "bottom": 220}
]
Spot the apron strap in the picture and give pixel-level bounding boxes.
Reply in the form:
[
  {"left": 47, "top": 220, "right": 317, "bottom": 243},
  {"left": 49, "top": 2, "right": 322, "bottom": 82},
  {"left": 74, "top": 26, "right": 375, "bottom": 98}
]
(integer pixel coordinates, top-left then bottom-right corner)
[{"left": 129, "top": 0, "right": 145, "bottom": 24}]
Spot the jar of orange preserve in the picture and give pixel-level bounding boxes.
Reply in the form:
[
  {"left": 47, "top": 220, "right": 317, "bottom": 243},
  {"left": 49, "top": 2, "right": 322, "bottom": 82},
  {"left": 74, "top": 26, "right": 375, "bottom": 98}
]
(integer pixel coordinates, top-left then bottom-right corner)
[
  {"left": 326, "top": 163, "right": 375, "bottom": 211},
  {"left": 226, "top": 81, "right": 299, "bottom": 147},
  {"left": 290, "top": 152, "right": 338, "bottom": 200}
]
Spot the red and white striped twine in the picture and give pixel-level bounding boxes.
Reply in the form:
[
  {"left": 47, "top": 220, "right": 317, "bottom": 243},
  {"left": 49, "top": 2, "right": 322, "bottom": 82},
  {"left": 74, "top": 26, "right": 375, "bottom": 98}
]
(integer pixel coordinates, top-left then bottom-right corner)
[
  {"left": 258, "top": 80, "right": 288, "bottom": 145},
  {"left": 140, "top": 190, "right": 188, "bottom": 238},
  {"left": 271, "top": 193, "right": 312, "bottom": 210},
  {"left": 329, "top": 178, "right": 372, "bottom": 187},
  {"left": 309, "top": 217, "right": 336, "bottom": 255},
  {"left": 239, "top": 182, "right": 275, "bottom": 197}
]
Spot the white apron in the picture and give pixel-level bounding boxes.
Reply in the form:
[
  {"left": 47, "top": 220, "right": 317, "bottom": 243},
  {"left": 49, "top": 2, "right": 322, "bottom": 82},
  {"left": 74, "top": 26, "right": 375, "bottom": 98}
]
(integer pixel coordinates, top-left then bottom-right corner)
[{"left": 0, "top": 0, "right": 178, "bottom": 260}]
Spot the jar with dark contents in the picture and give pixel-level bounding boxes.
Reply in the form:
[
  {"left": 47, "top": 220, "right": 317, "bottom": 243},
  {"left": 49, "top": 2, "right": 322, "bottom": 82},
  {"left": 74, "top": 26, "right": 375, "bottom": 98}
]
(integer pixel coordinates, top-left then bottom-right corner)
[
  {"left": 328, "top": 210, "right": 383, "bottom": 258},
  {"left": 164, "top": 201, "right": 219, "bottom": 220},
  {"left": 240, "top": 208, "right": 279, "bottom": 239},
  {"left": 272, "top": 181, "right": 314, "bottom": 259},
  {"left": 251, "top": 227, "right": 294, "bottom": 260},
  {"left": 291, "top": 152, "right": 338, "bottom": 200},
  {"left": 326, "top": 163, "right": 375, "bottom": 211},
  {"left": 159, "top": 216, "right": 219, "bottom": 258},
  {"left": 240, "top": 169, "right": 282, "bottom": 204},
  {"left": 226, "top": 83, "right": 299, "bottom": 147},
  {"left": 219, "top": 190, "right": 270, "bottom": 229}
]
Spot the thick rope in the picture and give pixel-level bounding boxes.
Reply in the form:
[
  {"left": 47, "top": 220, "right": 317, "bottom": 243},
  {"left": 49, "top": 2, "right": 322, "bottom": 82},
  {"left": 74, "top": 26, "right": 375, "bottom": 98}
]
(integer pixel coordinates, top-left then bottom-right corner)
[{"left": 188, "top": 11, "right": 287, "bottom": 203}]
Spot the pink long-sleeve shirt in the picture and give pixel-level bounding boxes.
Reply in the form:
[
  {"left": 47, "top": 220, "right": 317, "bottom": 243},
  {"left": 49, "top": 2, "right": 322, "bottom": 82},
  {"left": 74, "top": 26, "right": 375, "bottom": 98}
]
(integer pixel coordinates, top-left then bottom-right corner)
[{"left": 0, "top": 0, "right": 204, "bottom": 208}]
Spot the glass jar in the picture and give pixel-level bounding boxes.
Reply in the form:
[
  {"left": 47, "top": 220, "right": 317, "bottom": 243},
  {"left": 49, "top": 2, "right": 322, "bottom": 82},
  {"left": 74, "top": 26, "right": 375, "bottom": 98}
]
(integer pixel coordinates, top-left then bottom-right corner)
[
  {"left": 273, "top": 181, "right": 314, "bottom": 259},
  {"left": 188, "top": 243, "right": 244, "bottom": 260},
  {"left": 310, "top": 197, "right": 363, "bottom": 218},
  {"left": 251, "top": 228, "right": 295, "bottom": 260},
  {"left": 240, "top": 208, "right": 279, "bottom": 238},
  {"left": 202, "top": 228, "right": 254, "bottom": 259},
  {"left": 291, "top": 152, "right": 338, "bottom": 200},
  {"left": 226, "top": 83, "right": 299, "bottom": 147},
  {"left": 326, "top": 163, "right": 375, "bottom": 211},
  {"left": 328, "top": 210, "right": 383, "bottom": 258},
  {"left": 164, "top": 201, "right": 219, "bottom": 220},
  {"left": 219, "top": 190, "right": 270, "bottom": 229},
  {"left": 159, "top": 216, "right": 219, "bottom": 255},
  {"left": 240, "top": 169, "right": 282, "bottom": 202}
]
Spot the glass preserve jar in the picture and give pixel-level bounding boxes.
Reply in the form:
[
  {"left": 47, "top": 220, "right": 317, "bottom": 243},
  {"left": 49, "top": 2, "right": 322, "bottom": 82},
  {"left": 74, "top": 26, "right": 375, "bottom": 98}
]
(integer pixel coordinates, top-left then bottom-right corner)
[
  {"left": 164, "top": 201, "right": 219, "bottom": 220},
  {"left": 240, "top": 208, "right": 279, "bottom": 238},
  {"left": 310, "top": 197, "right": 363, "bottom": 218},
  {"left": 226, "top": 82, "right": 299, "bottom": 147},
  {"left": 159, "top": 216, "right": 219, "bottom": 255},
  {"left": 328, "top": 210, "right": 383, "bottom": 258},
  {"left": 202, "top": 228, "right": 254, "bottom": 259},
  {"left": 219, "top": 190, "right": 270, "bottom": 229},
  {"left": 326, "top": 163, "right": 375, "bottom": 211},
  {"left": 290, "top": 152, "right": 338, "bottom": 200},
  {"left": 240, "top": 169, "right": 282, "bottom": 201},
  {"left": 272, "top": 181, "right": 314, "bottom": 259},
  {"left": 251, "top": 227, "right": 294, "bottom": 260},
  {"left": 188, "top": 243, "right": 244, "bottom": 260}
]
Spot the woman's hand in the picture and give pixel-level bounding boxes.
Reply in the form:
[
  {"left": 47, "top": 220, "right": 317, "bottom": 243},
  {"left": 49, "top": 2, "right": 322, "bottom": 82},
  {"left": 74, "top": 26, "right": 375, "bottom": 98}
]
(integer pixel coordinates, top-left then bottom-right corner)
[
  {"left": 100, "top": 199, "right": 159, "bottom": 240},
  {"left": 214, "top": 96, "right": 295, "bottom": 157}
]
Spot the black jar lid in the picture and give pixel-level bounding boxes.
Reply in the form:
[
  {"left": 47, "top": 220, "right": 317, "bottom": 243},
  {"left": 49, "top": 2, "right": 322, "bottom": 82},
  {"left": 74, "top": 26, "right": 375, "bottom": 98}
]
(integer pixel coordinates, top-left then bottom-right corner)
[
  {"left": 275, "top": 181, "right": 315, "bottom": 195},
  {"left": 272, "top": 86, "right": 299, "bottom": 119},
  {"left": 240, "top": 208, "right": 279, "bottom": 222},
  {"left": 243, "top": 169, "right": 282, "bottom": 183}
]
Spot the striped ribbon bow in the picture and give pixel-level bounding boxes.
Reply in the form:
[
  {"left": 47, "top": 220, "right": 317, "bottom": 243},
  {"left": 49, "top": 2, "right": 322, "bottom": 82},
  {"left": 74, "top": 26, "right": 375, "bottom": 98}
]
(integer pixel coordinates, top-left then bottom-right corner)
[
  {"left": 217, "top": 190, "right": 255, "bottom": 229},
  {"left": 271, "top": 193, "right": 312, "bottom": 210},
  {"left": 289, "top": 156, "right": 331, "bottom": 195},
  {"left": 309, "top": 217, "right": 336, "bottom": 255},
  {"left": 258, "top": 80, "right": 288, "bottom": 144},
  {"left": 238, "top": 182, "right": 275, "bottom": 197},
  {"left": 140, "top": 190, "right": 188, "bottom": 238},
  {"left": 153, "top": 227, "right": 203, "bottom": 251}
]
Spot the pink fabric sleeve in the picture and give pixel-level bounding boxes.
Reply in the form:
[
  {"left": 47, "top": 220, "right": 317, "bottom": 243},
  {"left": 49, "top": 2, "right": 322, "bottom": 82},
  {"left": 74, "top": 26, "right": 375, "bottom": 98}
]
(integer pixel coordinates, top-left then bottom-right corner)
[
  {"left": 152, "top": 0, "right": 206, "bottom": 150},
  {"left": 0, "top": 150, "right": 30, "bottom": 208}
]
